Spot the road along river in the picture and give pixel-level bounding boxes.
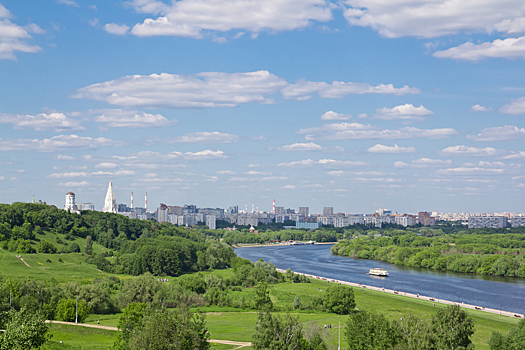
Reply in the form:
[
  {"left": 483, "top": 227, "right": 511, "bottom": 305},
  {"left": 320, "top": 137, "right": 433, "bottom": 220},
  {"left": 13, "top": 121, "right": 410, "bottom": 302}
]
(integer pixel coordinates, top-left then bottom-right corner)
[{"left": 235, "top": 244, "right": 525, "bottom": 315}]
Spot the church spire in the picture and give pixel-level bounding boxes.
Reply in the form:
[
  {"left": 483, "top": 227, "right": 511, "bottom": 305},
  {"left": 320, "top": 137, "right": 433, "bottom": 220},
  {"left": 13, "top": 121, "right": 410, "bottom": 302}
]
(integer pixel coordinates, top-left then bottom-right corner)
[{"left": 102, "top": 181, "right": 117, "bottom": 213}]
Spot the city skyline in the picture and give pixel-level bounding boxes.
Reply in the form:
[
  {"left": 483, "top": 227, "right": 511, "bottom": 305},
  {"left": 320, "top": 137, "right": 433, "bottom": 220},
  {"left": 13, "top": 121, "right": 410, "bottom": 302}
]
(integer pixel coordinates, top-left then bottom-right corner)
[{"left": 1, "top": 1, "right": 525, "bottom": 213}]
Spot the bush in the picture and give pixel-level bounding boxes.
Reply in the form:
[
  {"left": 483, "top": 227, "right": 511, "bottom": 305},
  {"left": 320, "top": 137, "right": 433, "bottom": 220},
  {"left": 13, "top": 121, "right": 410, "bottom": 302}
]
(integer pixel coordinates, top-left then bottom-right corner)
[
  {"left": 38, "top": 240, "right": 57, "bottom": 254},
  {"left": 69, "top": 243, "right": 80, "bottom": 253},
  {"left": 56, "top": 298, "right": 89, "bottom": 323},
  {"left": 323, "top": 285, "right": 355, "bottom": 315},
  {"left": 16, "top": 240, "right": 36, "bottom": 254}
]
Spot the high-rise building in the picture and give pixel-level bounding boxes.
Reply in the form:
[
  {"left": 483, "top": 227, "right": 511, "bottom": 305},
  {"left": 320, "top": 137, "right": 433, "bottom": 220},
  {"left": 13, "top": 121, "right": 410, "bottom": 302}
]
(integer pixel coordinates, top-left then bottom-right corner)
[
  {"left": 418, "top": 212, "right": 435, "bottom": 226},
  {"left": 228, "top": 205, "right": 239, "bottom": 214},
  {"left": 77, "top": 202, "right": 95, "bottom": 211},
  {"left": 158, "top": 203, "right": 168, "bottom": 222},
  {"left": 275, "top": 206, "right": 285, "bottom": 215},
  {"left": 206, "top": 215, "right": 217, "bottom": 230},
  {"left": 299, "top": 207, "right": 309, "bottom": 217},
  {"left": 468, "top": 216, "right": 508, "bottom": 229},
  {"left": 102, "top": 181, "right": 117, "bottom": 213},
  {"left": 323, "top": 207, "right": 334, "bottom": 216}
]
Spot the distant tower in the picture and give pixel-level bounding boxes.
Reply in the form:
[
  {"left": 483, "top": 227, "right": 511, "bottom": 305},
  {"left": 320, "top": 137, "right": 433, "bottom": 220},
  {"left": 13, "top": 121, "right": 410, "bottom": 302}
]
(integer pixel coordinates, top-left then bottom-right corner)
[
  {"left": 102, "top": 181, "right": 117, "bottom": 213},
  {"left": 272, "top": 199, "right": 275, "bottom": 214},
  {"left": 145, "top": 192, "right": 148, "bottom": 212},
  {"left": 245, "top": 203, "right": 247, "bottom": 213},
  {"left": 32, "top": 195, "right": 35, "bottom": 204},
  {"left": 131, "top": 192, "right": 134, "bottom": 209},
  {"left": 252, "top": 203, "right": 254, "bottom": 214},
  {"left": 64, "top": 190, "right": 78, "bottom": 212}
]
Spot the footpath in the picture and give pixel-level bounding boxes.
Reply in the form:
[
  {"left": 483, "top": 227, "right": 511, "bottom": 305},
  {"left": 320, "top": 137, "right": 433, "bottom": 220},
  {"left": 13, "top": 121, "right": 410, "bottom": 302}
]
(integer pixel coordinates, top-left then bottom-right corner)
[
  {"left": 276, "top": 268, "right": 524, "bottom": 320},
  {"left": 46, "top": 320, "right": 252, "bottom": 348}
]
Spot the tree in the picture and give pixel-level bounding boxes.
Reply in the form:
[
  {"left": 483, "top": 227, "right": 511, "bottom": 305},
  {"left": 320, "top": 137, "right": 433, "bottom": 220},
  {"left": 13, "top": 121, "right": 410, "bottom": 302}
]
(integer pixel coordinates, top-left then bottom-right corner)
[
  {"left": 345, "top": 310, "right": 401, "bottom": 350},
  {"left": 113, "top": 302, "right": 147, "bottom": 350},
  {"left": 431, "top": 305, "right": 475, "bottom": 350},
  {"left": 128, "top": 308, "right": 210, "bottom": 350},
  {"left": 85, "top": 235, "right": 93, "bottom": 256},
  {"left": 56, "top": 298, "right": 88, "bottom": 323},
  {"left": 255, "top": 284, "right": 273, "bottom": 311},
  {"left": 37, "top": 240, "right": 57, "bottom": 254},
  {"left": 0, "top": 307, "right": 51, "bottom": 350},
  {"left": 293, "top": 295, "right": 301, "bottom": 310},
  {"left": 489, "top": 318, "right": 525, "bottom": 350},
  {"left": 16, "top": 240, "right": 35, "bottom": 254},
  {"left": 252, "top": 311, "right": 304, "bottom": 350},
  {"left": 69, "top": 242, "right": 80, "bottom": 253},
  {"left": 323, "top": 285, "right": 355, "bottom": 314}
]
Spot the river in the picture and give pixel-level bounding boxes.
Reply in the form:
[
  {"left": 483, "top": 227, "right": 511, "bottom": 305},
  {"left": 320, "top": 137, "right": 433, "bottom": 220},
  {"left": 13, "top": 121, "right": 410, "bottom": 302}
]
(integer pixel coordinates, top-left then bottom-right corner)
[{"left": 235, "top": 244, "right": 525, "bottom": 314}]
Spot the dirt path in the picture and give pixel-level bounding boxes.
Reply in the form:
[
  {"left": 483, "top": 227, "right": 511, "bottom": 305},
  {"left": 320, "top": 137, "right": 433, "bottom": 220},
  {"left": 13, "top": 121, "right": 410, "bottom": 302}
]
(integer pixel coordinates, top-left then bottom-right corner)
[
  {"left": 17, "top": 256, "right": 31, "bottom": 268},
  {"left": 46, "top": 320, "right": 253, "bottom": 347}
]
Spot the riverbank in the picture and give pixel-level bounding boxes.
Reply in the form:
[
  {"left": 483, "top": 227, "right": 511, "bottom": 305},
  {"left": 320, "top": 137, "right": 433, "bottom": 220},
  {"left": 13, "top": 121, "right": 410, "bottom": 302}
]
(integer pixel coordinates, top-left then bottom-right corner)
[
  {"left": 234, "top": 241, "right": 336, "bottom": 248},
  {"left": 276, "top": 268, "right": 524, "bottom": 320}
]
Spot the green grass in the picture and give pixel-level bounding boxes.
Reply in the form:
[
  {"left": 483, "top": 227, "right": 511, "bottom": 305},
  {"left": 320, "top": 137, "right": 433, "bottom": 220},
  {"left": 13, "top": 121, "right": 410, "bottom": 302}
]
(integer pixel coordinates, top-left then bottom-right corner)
[{"left": 42, "top": 324, "right": 116, "bottom": 350}]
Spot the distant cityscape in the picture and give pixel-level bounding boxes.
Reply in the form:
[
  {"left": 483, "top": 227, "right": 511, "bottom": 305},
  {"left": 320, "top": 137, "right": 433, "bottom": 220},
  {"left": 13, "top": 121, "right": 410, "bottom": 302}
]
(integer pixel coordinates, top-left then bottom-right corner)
[{"left": 60, "top": 182, "right": 525, "bottom": 231}]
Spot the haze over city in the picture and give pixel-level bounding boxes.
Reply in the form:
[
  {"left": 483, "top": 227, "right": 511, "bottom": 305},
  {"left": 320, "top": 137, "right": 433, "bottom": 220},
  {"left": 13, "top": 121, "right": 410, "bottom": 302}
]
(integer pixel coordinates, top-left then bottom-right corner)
[{"left": 1, "top": 0, "right": 525, "bottom": 213}]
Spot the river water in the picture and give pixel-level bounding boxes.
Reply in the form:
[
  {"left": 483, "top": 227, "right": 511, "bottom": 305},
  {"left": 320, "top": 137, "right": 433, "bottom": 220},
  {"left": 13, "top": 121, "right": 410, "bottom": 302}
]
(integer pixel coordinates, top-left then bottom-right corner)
[{"left": 235, "top": 244, "right": 525, "bottom": 314}]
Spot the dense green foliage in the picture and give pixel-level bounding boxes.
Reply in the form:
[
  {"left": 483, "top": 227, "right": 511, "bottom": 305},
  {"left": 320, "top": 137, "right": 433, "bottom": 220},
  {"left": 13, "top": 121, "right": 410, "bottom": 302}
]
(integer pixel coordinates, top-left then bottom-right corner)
[
  {"left": 322, "top": 284, "right": 356, "bottom": 315},
  {"left": 332, "top": 230, "right": 525, "bottom": 277},
  {"left": 56, "top": 298, "right": 89, "bottom": 323},
  {"left": 207, "top": 227, "right": 339, "bottom": 245},
  {"left": 0, "top": 307, "right": 51, "bottom": 350},
  {"left": 345, "top": 305, "right": 475, "bottom": 350},
  {"left": 489, "top": 318, "right": 525, "bottom": 349}
]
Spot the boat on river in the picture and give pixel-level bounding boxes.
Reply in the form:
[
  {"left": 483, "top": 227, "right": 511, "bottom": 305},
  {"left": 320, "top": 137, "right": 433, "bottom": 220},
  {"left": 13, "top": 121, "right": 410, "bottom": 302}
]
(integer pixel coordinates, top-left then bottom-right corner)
[{"left": 368, "top": 268, "right": 389, "bottom": 277}]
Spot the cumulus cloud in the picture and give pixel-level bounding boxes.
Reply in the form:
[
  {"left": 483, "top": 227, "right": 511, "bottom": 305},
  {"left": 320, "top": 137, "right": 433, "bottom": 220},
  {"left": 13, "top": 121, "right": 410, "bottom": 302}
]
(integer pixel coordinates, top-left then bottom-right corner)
[
  {"left": 278, "top": 158, "right": 366, "bottom": 167},
  {"left": 298, "top": 122, "right": 457, "bottom": 141},
  {"left": 93, "top": 109, "right": 172, "bottom": 128},
  {"left": 500, "top": 97, "right": 525, "bottom": 115},
  {"left": 412, "top": 158, "right": 452, "bottom": 166},
  {"left": 127, "top": 0, "right": 332, "bottom": 38},
  {"left": 244, "top": 171, "right": 270, "bottom": 175},
  {"left": 0, "top": 112, "right": 84, "bottom": 131},
  {"left": 436, "top": 167, "right": 505, "bottom": 176},
  {"left": 104, "top": 23, "right": 130, "bottom": 35},
  {"left": 57, "top": 154, "right": 75, "bottom": 160},
  {"left": 434, "top": 36, "right": 525, "bottom": 60},
  {"left": 48, "top": 170, "right": 135, "bottom": 178},
  {"left": 0, "top": 135, "right": 123, "bottom": 152},
  {"left": 394, "top": 161, "right": 408, "bottom": 168},
  {"left": 343, "top": 0, "right": 525, "bottom": 38},
  {"left": 281, "top": 80, "right": 419, "bottom": 100},
  {"left": 74, "top": 70, "right": 419, "bottom": 109},
  {"left": 321, "top": 111, "right": 352, "bottom": 121},
  {"left": 0, "top": 4, "right": 43, "bottom": 60},
  {"left": 441, "top": 145, "right": 499, "bottom": 156},
  {"left": 158, "top": 132, "right": 239, "bottom": 144},
  {"left": 57, "top": 0, "right": 79, "bottom": 6},
  {"left": 367, "top": 144, "right": 416, "bottom": 153},
  {"left": 279, "top": 142, "right": 323, "bottom": 151},
  {"left": 467, "top": 125, "right": 525, "bottom": 141},
  {"left": 372, "top": 104, "right": 433, "bottom": 121},
  {"left": 95, "top": 162, "right": 117, "bottom": 168},
  {"left": 503, "top": 151, "right": 525, "bottom": 159},
  {"left": 282, "top": 185, "right": 296, "bottom": 189},
  {"left": 217, "top": 170, "right": 236, "bottom": 175},
  {"left": 471, "top": 104, "right": 491, "bottom": 112}
]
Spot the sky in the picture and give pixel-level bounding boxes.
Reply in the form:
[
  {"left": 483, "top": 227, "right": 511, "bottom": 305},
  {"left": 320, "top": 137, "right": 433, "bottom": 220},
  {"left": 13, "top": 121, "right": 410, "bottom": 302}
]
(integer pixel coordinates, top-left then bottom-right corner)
[{"left": 1, "top": 0, "right": 525, "bottom": 214}]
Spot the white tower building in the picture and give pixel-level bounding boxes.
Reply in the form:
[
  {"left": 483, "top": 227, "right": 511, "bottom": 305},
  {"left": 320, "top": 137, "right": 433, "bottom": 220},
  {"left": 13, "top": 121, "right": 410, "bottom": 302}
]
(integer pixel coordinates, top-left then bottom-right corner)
[
  {"left": 63, "top": 191, "right": 79, "bottom": 212},
  {"left": 102, "top": 181, "right": 117, "bottom": 213}
]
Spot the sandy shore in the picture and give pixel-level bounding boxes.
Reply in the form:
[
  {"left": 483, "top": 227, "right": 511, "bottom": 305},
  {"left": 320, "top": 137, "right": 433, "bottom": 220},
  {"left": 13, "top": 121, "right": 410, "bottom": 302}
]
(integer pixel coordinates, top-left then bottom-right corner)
[{"left": 276, "top": 268, "right": 524, "bottom": 319}]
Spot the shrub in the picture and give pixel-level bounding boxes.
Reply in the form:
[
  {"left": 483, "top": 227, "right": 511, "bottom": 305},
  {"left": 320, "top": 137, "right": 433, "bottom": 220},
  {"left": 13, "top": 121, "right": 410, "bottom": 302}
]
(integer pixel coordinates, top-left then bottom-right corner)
[
  {"left": 38, "top": 240, "right": 58, "bottom": 254},
  {"left": 56, "top": 298, "right": 89, "bottom": 323}
]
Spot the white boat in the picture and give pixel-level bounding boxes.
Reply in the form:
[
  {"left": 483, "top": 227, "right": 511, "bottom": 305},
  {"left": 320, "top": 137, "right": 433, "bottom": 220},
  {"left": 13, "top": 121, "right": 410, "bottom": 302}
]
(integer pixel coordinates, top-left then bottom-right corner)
[{"left": 368, "top": 268, "right": 389, "bottom": 277}]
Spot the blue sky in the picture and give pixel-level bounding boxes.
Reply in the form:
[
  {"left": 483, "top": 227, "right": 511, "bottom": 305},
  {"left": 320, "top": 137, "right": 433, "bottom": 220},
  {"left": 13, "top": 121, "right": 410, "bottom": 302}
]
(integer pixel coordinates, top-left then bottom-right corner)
[{"left": 1, "top": 0, "right": 525, "bottom": 214}]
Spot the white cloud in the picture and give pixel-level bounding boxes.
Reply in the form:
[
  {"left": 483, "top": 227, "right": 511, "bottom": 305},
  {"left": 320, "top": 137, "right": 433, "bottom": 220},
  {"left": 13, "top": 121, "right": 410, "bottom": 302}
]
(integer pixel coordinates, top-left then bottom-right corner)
[
  {"left": 282, "top": 185, "right": 296, "bottom": 189},
  {"left": 184, "top": 150, "right": 227, "bottom": 159},
  {"left": 114, "top": 170, "right": 136, "bottom": 176},
  {"left": 298, "top": 122, "right": 457, "bottom": 140},
  {"left": 57, "top": 0, "right": 79, "bottom": 7},
  {"left": 0, "top": 5, "right": 43, "bottom": 60},
  {"left": 278, "top": 158, "right": 366, "bottom": 167},
  {"left": 0, "top": 135, "right": 123, "bottom": 152},
  {"left": 128, "top": 0, "right": 332, "bottom": 38},
  {"left": 57, "top": 154, "right": 75, "bottom": 160},
  {"left": 89, "top": 5, "right": 97, "bottom": 11},
  {"left": 217, "top": 170, "right": 236, "bottom": 175},
  {"left": 372, "top": 104, "right": 433, "bottom": 121},
  {"left": 244, "top": 171, "right": 270, "bottom": 175},
  {"left": 321, "top": 111, "right": 351, "bottom": 121},
  {"left": 89, "top": 18, "right": 99, "bottom": 27},
  {"left": 258, "top": 176, "right": 287, "bottom": 181},
  {"left": 247, "top": 164, "right": 260, "bottom": 167},
  {"left": 0, "top": 112, "right": 84, "bottom": 131},
  {"left": 503, "top": 151, "right": 525, "bottom": 159},
  {"left": 95, "top": 162, "right": 117, "bottom": 168},
  {"left": 48, "top": 170, "right": 135, "bottom": 178},
  {"left": 354, "top": 177, "right": 401, "bottom": 182},
  {"left": 394, "top": 161, "right": 408, "bottom": 168},
  {"left": 518, "top": 183, "right": 525, "bottom": 188},
  {"left": 436, "top": 167, "right": 505, "bottom": 175},
  {"left": 47, "top": 172, "right": 88, "bottom": 178},
  {"left": 0, "top": 176, "right": 4, "bottom": 180},
  {"left": 471, "top": 104, "right": 491, "bottom": 112},
  {"left": 74, "top": 70, "right": 419, "bottom": 108},
  {"left": 367, "top": 144, "right": 416, "bottom": 153},
  {"left": 467, "top": 125, "right": 525, "bottom": 141},
  {"left": 104, "top": 23, "right": 130, "bottom": 35},
  {"left": 434, "top": 36, "right": 525, "bottom": 61},
  {"left": 93, "top": 109, "right": 172, "bottom": 128},
  {"left": 343, "top": 0, "right": 525, "bottom": 38},
  {"left": 440, "top": 145, "right": 499, "bottom": 156},
  {"left": 281, "top": 80, "right": 419, "bottom": 100},
  {"left": 412, "top": 158, "right": 452, "bottom": 166},
  {"left": 162, "top": 132, "right": 239, "bottom": 143},
  {"left": 58, "top": 181, "right": 89, "bottom": 187},
  {"left": 500, "top": 97, "right": 525, "bottom": 115},
  {"left": 279, "top": 142, "right": 323, "bottom": 151}
]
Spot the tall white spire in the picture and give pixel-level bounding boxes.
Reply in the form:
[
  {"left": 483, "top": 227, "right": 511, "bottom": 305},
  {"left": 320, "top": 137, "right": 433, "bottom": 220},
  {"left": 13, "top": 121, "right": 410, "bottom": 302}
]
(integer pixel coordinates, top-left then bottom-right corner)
[{"left": 102, "top": 181, "right": 117, "bottom": 213}]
